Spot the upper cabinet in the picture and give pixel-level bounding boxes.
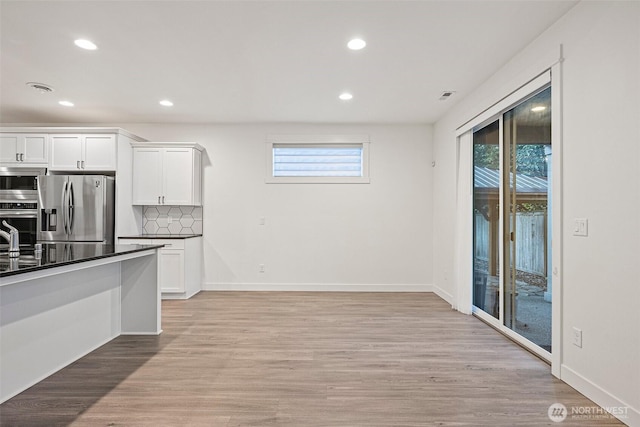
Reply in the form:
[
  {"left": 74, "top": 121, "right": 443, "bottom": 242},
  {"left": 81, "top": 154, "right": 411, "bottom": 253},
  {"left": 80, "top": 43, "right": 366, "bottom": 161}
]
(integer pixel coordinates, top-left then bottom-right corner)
[
  {"left": 0, "top": 134, "right": 48, "bottom": 166},
  {"left": 49, "top": 134, "right": 116, "bottom": 171},
  {"left": 132, "top": 142, "right": 203, "bottom": 206}
]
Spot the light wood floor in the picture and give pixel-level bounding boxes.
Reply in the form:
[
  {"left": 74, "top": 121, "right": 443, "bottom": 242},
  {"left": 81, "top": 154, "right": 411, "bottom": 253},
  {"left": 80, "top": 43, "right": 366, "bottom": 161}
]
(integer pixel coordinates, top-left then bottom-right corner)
[{"left": 0, "top": 292, "right": 624, "bottom": 426}]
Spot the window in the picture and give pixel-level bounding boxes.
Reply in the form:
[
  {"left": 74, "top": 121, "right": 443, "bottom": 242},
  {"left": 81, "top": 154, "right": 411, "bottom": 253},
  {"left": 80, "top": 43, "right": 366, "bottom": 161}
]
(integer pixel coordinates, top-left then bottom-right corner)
[
  {"left": 266, "top": 134, "right": 370, "bottom": 183},
  {"left": 273, "top": 145, "right": 362, "bottom": 177}
]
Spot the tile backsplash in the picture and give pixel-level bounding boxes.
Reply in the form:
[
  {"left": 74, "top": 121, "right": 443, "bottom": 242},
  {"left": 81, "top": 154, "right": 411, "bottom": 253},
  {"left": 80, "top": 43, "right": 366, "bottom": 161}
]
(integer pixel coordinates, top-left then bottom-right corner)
[{"left": 143, "top": 206, "right": 203, "bottom": 235}]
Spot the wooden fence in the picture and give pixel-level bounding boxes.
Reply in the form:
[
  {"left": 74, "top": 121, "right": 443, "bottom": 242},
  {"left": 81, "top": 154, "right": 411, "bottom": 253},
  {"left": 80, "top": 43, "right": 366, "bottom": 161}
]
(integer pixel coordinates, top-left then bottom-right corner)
[{"left": 475, "top": 212, "right": 546, "bottom": 276}]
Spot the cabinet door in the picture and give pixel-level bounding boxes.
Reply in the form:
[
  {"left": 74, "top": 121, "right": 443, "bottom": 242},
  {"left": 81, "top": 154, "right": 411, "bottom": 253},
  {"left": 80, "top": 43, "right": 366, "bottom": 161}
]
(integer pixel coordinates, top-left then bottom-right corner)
[
  {"left": 132, "top": 148, "right": 163, "bottom": 205},
  {"left": 0, "top": 134, "right": 48, "bottom": 165},
  {"left": 22, "top": 134, "right": 48, "bottom": 164},
  {"left": 50, "top": 135, "right": 83, "bottom": 170},
  {"left": 0, "top": 134, "right": 20, "bottom": 164},
  {"left": 83, "top": 135, "right": 116, "bottom": 170},
  {"left": 158, "top": 248, "right": 185, "bottom": 293},
  {"left": 162, "top": 148, "right": 194, "bottom": 205}
]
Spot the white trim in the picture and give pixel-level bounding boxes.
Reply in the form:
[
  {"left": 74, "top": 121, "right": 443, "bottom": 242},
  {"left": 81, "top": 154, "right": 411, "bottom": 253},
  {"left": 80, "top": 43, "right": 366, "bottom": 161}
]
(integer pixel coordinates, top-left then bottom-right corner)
[
  {"left": 161, "top": 289, "right": 201, "bottom": 300},
  {"left": 456, "top": 70, "right": 552, "bottom": 136},
  {"left": 453, "top": 130, "right": 473, "bottom": 314},
  {"left": 266, "top": 175, "right": 370, "bottom": 184},
  {"left": 550, "top": 60, "right": 564, "bottom": 379},
  {"left": 202, "top": 282, "right": 431, "bottom": 292},
  {"left": 120, "top": 330, "right": 162, "bottom": 336},
  {"left": 498, "top": 115, "right": 505, "bottom": 325},
  {"left": 432, "top": 284, "right": 454, "bottom": 307},
  {"left": 561, "top": 364, "right": 639, "bottom": 426},
  {"left": 265, "top": 134, "right": 370, "bottom": 184},
  {"left": 130, "top": 141, "right": 204, "bottom": 151},
  {"left": 266, "top": 134, "right": 370, "bottom": 144},
  {"left": 0, "top": 126, "right": 146, "bottom": 141}
]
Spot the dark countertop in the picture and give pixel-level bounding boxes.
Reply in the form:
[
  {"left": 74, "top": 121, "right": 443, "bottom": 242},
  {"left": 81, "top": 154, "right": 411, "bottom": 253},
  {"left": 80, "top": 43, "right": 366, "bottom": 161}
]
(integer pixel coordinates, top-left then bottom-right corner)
[
  {"left": 0, "top": 243, "right": 164, "bottom": 278},
  {"left": 119, "top": 234, "right": 202, "bottom": 240}
]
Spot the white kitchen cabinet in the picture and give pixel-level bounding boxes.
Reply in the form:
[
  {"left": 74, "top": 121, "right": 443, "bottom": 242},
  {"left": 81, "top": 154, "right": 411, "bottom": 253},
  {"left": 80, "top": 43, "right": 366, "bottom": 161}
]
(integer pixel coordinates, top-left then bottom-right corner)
[
  {"left": 131, "top": 147, "right": 163, "bottom": 205},
  {"left": 118, "top": 237, "right": 202, "bottom": 299},
  {"left": 158, "top": 248, "right": 185, "bottom": 293},
  {"left": 49, "top": 134, "right": 116, "bottom": 171},
  {"left": 0, "top": 133, "right": 48, "bottom": 165},
  {"left": 131, "top": 142, "right": 203, "bottom": 206}
]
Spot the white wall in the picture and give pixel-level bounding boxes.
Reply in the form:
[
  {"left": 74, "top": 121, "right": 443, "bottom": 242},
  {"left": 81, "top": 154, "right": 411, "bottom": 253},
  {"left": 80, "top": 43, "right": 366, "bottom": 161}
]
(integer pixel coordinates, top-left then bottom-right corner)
[
  {"left": 433, "top": 1, "right": 639, "bottom": 424},
  {"left": 116, "top": 123, "right": 433, "bottom": 292}
]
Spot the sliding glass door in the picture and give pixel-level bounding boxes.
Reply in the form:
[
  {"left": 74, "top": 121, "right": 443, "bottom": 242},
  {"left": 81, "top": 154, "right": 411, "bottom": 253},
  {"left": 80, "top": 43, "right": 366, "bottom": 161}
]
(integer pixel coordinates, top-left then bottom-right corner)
[
  {"left": 472, "top": 86, "right": 552, "bottom": 354},
  {"left": 473, "top": 120, "right": 500, "bottom": 320}
]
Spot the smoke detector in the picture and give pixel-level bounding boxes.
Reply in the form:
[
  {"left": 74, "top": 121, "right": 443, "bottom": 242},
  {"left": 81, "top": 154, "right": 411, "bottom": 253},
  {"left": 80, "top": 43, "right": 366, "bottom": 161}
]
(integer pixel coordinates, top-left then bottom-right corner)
[
  {"left": 26, "top": 82, "right": 54, "bottom": 93},
  {"left": 439, "top": 91, "right": 455, "bottom": 101}
]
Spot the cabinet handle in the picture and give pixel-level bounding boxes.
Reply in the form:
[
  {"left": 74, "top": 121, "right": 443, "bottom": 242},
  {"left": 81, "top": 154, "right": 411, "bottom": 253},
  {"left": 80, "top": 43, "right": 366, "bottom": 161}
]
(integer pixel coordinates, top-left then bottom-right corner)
[
  {"left": 77, "top": 160, "right": 80, "bottom": 169},
  {"left": 81, "top": 160, "right": 85, "bottom": 169},
  {"left": 158, "top": 196, "right": 161, "bottom": 204},
  {"left": 162, "top": 196, "right": 165, "bottom": 204},
  {"left": 20, "top": 153, "right": 24, "bottom": 161}
]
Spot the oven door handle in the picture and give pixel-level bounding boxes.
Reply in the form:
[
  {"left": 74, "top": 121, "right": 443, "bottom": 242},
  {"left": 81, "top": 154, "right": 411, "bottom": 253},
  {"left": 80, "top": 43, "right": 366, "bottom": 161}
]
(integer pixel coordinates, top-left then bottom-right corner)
[{"left": 0, "top": 210, "right": 38, "bottom": 218}]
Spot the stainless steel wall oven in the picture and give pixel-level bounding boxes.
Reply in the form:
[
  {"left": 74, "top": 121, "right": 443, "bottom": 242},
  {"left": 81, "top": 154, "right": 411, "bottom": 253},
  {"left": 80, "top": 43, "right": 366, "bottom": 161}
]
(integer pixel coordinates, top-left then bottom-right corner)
[{"left": 0, "top": 167, "right": 45, "bottom": 248}]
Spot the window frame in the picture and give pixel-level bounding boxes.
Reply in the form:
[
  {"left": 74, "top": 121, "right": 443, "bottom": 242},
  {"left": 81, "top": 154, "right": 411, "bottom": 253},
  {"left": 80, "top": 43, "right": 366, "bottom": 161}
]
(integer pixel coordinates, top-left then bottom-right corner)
[{"left": 265, "top": 134, "right": 370, "bottom": 184}]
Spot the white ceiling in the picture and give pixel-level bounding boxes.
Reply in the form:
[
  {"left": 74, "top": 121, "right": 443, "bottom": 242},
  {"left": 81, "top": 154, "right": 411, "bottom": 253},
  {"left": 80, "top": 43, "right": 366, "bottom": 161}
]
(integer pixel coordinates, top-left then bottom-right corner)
[{"left": 0, "top": 1, "right": 577, "bottom": 125}]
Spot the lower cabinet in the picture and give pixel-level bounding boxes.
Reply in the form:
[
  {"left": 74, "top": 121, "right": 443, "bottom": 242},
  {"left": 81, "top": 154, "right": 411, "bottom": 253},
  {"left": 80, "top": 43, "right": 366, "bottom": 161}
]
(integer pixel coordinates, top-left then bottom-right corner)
[{"left": 119, "top": 237, "right": 202, "bottom": 299}]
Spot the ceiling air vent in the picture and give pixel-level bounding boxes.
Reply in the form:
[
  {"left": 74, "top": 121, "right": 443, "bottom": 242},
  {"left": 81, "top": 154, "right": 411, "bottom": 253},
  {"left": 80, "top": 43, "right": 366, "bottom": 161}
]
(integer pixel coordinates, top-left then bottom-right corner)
[
  {"left": 26, "top": 82, "right": 54, "bottom": 93},
  {"left": 439, "top": 91, "right": 455, "bottom": 101}
]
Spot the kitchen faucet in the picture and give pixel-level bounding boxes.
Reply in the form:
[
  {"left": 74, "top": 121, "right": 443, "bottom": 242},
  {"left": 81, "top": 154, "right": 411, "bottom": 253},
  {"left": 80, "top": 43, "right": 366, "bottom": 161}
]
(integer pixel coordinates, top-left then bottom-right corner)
[{"left": 0, "top": 220, "right": 20, "bottom": 258}]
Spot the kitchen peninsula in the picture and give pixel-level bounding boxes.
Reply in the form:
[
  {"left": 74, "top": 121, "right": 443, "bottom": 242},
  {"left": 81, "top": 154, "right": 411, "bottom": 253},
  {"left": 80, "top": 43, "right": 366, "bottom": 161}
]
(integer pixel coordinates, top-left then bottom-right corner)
[{"left": 0, "top": 243, "right": 163, "bottom": 403}]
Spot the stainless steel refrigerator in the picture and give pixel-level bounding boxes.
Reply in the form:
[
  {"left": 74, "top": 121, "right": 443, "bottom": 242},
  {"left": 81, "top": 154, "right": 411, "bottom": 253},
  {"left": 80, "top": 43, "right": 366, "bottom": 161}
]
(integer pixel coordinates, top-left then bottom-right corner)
[{"left": 37, "top": 175, "right": 115, "bottom": 244}]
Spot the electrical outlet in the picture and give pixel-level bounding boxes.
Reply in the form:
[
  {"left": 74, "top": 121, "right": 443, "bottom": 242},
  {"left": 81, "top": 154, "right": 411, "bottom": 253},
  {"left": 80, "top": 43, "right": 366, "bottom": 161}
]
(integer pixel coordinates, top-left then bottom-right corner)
[
  {"left": 572, "top": 327, "right": 582, "bottom": 348},
  {"left": 259, "top": 217, "right": 266, "bottom": 226},
  {"left": 259, "top": 264, "right": 265, "bottom": 273}
]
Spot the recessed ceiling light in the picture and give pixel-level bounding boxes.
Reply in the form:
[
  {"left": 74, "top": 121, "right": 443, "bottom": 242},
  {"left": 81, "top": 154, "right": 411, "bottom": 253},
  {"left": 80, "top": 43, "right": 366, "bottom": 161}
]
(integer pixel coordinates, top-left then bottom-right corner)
[
  {"left": 347, "top": 38, "right": 366, "bottom": 50},
  {"left": 531, "top": 106, "right": 546, "bottom": 112},
  {"left": 159, "top": 99, "right": 174, "bottom": 107},
  {"left": 74, "top": 39, "right": 97, "bottom": 50},
  {"left": 339, "top": 92, "right": 353, "bottom": 101},
  {"left": 26, "top": 82, "right": 54, "bottom": 93},
  {"left": 58, "top": 100, "right": 74, "bottom": 107}
]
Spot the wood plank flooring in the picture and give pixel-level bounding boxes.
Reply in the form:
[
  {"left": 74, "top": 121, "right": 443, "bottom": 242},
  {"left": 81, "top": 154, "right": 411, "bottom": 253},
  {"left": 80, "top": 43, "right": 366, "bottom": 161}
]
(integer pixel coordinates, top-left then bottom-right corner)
[{"left": 0, "top": 292, "right": 624, "bottom": 426}]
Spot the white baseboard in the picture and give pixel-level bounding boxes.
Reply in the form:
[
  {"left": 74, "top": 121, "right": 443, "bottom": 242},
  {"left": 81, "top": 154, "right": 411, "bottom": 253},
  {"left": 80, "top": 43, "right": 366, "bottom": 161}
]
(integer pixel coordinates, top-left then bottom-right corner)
[
  {"left": 561, "top": 364, "right": 639, "bottom": 426},
  {"left": 432, "top": 284, "right": 454, "bottom": 307},
  {"left": 202, "top": 282, "right": 432, "bottom": 292},
  {"left": 120, "top": 330, "right": 162, "bottom": 336},
  {"left": 161, "top": 289, "right": 201, "bottom": 300}
]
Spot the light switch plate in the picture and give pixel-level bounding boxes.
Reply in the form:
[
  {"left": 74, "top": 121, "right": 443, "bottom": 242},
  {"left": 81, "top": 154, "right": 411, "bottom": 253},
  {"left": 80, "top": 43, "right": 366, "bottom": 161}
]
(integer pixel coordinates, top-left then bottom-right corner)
[
  {"left": 572, "top": 327, "right": 583, "bottom": 348},
  {"left": 573, "top": 218, "right": 588, "bottom": 236}
]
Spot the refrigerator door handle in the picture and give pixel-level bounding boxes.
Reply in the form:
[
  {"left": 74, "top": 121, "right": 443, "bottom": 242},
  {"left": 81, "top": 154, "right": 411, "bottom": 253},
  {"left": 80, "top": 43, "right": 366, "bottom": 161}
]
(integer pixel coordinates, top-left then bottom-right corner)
[
  {"left": 68, "top": 182, "right": 75, "bottom": 233},
  {"left": 61, "top": 181, "right": 69, "bottom": 234}
]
